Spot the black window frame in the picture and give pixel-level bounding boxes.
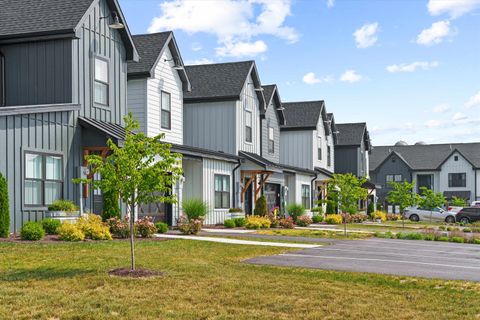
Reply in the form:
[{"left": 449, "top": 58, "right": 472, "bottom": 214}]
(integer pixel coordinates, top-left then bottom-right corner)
[
  {"left": 268, "top": 126, "right": 274, "bottom": 153},
  {"left": 301, "top": 184, "right": 311, "bottom": 209},
  {"left": 161, "top": 91, "right": 172, "bottom": 130},
  {"left": 214, "top": 174, "right": 230, "bottom": 209},
  {"left": 0, "top": 51, "right": 4, "bottom": 107},
  {"left": 93, "top": 56, "right": 110, "bottom": 106},
  {"left": 245, "top": 110, "right": 253, "bottom": 143},
  {"left": 327, "top": 146, "right": 331, "bottom": 167},
  {"left": 24, "top": 151, "right": 64, "bottom": 208},
  {"left": 417, "top": 174, "right": 433, "bottom": 193},
  {"left": 317, "top": 137, "right": 322, "bottom": 161},
  {"left": 448, "top": 173, "right": 466, "bottom": 188}
]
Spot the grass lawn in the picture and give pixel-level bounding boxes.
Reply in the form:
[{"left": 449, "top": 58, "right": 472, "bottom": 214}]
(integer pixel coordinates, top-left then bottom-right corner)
[
  {"left": 257, "top": 228, "right": 372, "bottom": 239},
  {"left": 1, "top": 240, "right": 480, "bottom": 319}
]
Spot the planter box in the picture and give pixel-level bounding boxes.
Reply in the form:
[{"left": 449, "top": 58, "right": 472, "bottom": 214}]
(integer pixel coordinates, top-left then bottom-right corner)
[
  {"left": 46, "top": 211, "right": 81, "bottom": 224},
  {"left": 229, "top": 212, "right": 245, "bottom": 220}
]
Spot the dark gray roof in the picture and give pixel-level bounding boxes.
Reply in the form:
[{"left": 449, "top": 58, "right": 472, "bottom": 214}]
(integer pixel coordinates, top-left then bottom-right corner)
[
  {"left": 327, "top": 113, "right": 338, "bottom": 145},
  {"left": 172, "top": 144, "right": 240, "bottom": 163},
  {"left": 184, "top": 61, "right": 255, "bottom": 101},
  {"left": 239, "top": 151, "right": 316, "bottom": 175},
  {"left": 336, "top": 123, "right": 367, "bottom": 146},
  {"left": 262, "top": 84, "right": 285, "bottom": 125},
  {"left": 370, "top": 143, "right": 480, "bottom": 171},
  {"left": 78, "top": 117, "right": 127, "bottom": 142},
  {"left": 262, "top": 85, "right": 276, "bottom": 106},
  {"left": 128, "top": 32, "right": 171, "bottom": 76},
  {"left": 281, "top": 100, "right": 325, "bottom": 130}
]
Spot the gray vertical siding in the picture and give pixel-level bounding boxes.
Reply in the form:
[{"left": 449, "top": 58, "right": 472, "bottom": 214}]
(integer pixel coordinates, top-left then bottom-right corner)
[
  {"left": 280, "top": 130, "right": 313, "bottom": 169},
  {"left": 370, "top": 154, "right": 412, "bottom": 202},
  {"left": 334, "top": 146, "right": 358, "bottom": 175},
  {"left": 261, "top": 101, "right": 280, "bottom": 163}
]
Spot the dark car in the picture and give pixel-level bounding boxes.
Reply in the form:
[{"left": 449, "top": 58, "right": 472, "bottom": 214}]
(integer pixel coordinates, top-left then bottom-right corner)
[{"left": 455, "top": 207, "right": 480, "bottom": 224}]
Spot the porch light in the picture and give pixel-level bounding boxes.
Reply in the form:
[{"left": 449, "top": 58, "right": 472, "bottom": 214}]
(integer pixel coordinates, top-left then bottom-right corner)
[
  {"left": 276, "top": 106, "right": 285, "bottom": 111},
  {"left": 108, "top": 12, "right": 124, "bottom": 29},
  {"left": 173, "top": 65, "right": 185, "bottom": 70}
]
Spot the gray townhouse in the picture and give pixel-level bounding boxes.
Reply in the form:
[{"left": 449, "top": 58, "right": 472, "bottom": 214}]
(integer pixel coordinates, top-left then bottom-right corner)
[
  {"left": 0, "top": 0, "right": 138, "bottom": 232},
  {"left": 370, "top": 142, "right": 480, "bottom": 212}
]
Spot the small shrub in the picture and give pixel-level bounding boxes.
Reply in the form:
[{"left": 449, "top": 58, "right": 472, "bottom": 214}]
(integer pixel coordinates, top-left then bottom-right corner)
[
  {"left": 177, "top": 216, "right": 203, "bottom": 235},
  {"left": 224, "top": 219, "right": 236, "bottom": 228},
  {"left": 58, "top": 223, "right": 85, "bottom": 242},
  {"left": 471, "top": 227, "right": 480, "bottom": 233},
  {"left": 77, "top": 214, "right": 112, "bottom": 240},
  {"left": 233, "top": 218, "right": 246, "bottom": 228},
  {"left": 345, "top": 214, "right": 368, "bottom": 223},
  {"left": 367, "top": 201, "right": 375, "bottom": 214},
  {"left": 183, "top": 198, "right": 208, "bottom": 220},
  {"left": 267, "top": 212, "right": 279, "bottom": 228},
  {"left": 296, "top": 215, "right": 313, "bottom": 227},
  {"left": 325, "top": 214, "right": 342, "bottom": 225},
  {"left": 312, "top": 215, "right": 323, "bottom": 223},
  {"left": 386, "top": 213, "right": 402, "bottom": 221},
  {"left": 463, "top": 227, "right": 472, "bottom": 233},
  {"left": 438, "top": 225, "right": 446, "bottom": 231},
  {"left": 396, "top": 232, "right": 423, "bottom": 240},
  {"left": 0, "top": 173, "right": 9, "bottom": 238},
  {"left": 107, "top": 217, "right": 130, "bottom": 238},
  {"left": 450, "top": 236, "right": 465, "bottom": 243},
  {"left": 245, "top": 216, "right": 271, "bottom": 229},
  {"left": 437, "top": 236, "right": 449, "bottom": 242},
  {"left": 47, "top": 199, "right": 77, "bottom": 212},
  {"left": 20, "top": 222, "right": 45, "bottom": 241},
  {"left": 375, "top": 231, "right": 394, "bottom": 239},
  {"left": 286, "top": 203, "right": 305, "bottom": 222},
  {"left": 385, "top": 231, "right": 394, "bottom": 239},
  {"left": 311, "top": 206, "right": 324, "bottom": 214},
  {"left": 253, "top": 196, "right": 268, "bottom": 216},
  {"left": 279, "top": 217, "right": 294, "bottom": 229},
  {"left": 41, "top": 218, "right": 61, "bottom": 235},
  {"left": 135, "top": 216, "right": 157, "bottom": 238},
  {"left": 101, "top": 189, "right": 120, "bottom": 221},
  {"left": 228, "top": 207, "right": 243, "bottom": 213},
  {"left": 472, "top": 238, "right": 480, "bottom": 244},
  {"left": 423, "top": 233, "right": 435, "bottom": 241},
  {"left": 372, "top": 211, "right": 387, "bottom": 222},
  {"left": 155, "top": 222, "right": 169, "bottom": 234}
]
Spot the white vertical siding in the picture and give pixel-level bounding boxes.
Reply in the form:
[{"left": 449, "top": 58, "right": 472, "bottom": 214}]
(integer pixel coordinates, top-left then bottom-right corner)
[
  {"left": 146, "top": 46, "right": 183, "bottom": 144},
  {"left": 261, "top": 100, "right": 280, "bottom": 163},
  {"left": 295, "top": 173, "right": 313, "bottom": 214},
  {"left": 280, "top": 130, "right": 313, "bottom": 168},
  {"left": 183, "top": 158, "right": 203, "bottom": 200},
  {"left": 127, "top": 79, "right": 147, "bottom": 133},
  {"left": 284, "top": 173, "right": 296, "bottom": 204},
  {"left": 326, "top": 133, "right": 335, "bottom": 173},
  {"left": 313, "top": 117, "right": 330, "bottom": 171},
  {"left": 236, "top": 73, "right": 261, "bottom": 154},
  {"left": 439, "top": 152, "right": 476, "bottom": 200}
]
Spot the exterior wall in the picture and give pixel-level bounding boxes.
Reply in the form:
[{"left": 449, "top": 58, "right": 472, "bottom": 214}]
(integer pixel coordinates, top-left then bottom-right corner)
[
  {"left": 358, "top": 139, "right": 368, "bottom": 178},
  {"left": 476, "top": 170, "right": 480, "bottom": 201},
  {"left": 261, "top": 99, "right": 280, "bottom": 163},
  {"left": 236, "top": 73, "right": 261, "bottom": 154},
  {"left": 284, "top": 173, "right": 296, "bottom": 205},
  {"left": 280, "top": 130, "right": 313, "bottom": 169},
  {"left": 334, "top": 147, "right": 358, "bottom": 175},
  {"left": 295, "top": 173, "right": 313, "bottom": 213},
  {"left": 146, "top": 46, "right": 183, "bottom": 144},
  {"left": 313, "top": 119, "right": 328, "bottom": 171},
  {"left": 127, "top": 78, "right": 147, "bottom": 133},
  {"left": 0, "top": 39, "right": 72, "bottom": 106},
  {"left": 439, "top": 152, "right": 476, "bottom": 201},
  {"left": 326, "top": 132, "right": 335, "bottom": 173},
  {"left": 183, "top": 101, "right": 236, "bottom": 154},
  {"left": 370, "top": 155, "right": 412, "bottom": 202}
]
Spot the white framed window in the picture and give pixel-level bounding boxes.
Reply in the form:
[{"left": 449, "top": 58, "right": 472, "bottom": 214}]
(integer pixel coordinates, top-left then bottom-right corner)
[
  {"left": 214, "top": 175, "right": 230, "bottom": 209},
  {"left": 24, "top": 152, "right": 63, "bottom": 206},
  {"left": 161, "top": 91, "right": 171, "bottom": 130},
  {"left": 386, "top": 175, "right": 394, "bottom": 183},
  {"left": 317, "top": 137, "right": 322, "bottom": 160},
  {"left": 394, "top": 174, "right": 402, "bottom": 182},
  {"left": 301, "top": 184, "right": 311, "bottom": 209},
  {"left": 245, "top": 111, "right": 252, "bottom": 143},
  {"left": 268, "top": 127, "right": 274, "bottom": 153},
  {"left": 94, "top": 57, "right": 109, "bottom": 106}
]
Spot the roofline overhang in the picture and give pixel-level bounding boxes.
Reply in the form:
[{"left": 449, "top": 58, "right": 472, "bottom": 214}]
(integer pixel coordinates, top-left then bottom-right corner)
[
  {"left": 0, "top": 30, "right": 76, "bottom": 44},
  {"left": 280, "top": 126, "right": 317, "bottom": 131},
  {"left": 184, "top": 96, "right": 240, "bottom": 103}
]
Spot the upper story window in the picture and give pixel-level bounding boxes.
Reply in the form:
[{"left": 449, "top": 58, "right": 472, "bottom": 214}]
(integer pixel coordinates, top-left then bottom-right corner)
[
  {"left": 214, "top": 174, "right": 230, "bottom": 209},
  {"left": 94, "top": 57, "right": 109, "bottom": 106},
  {"left": 449, "top": 173, "right": 466, "bottom": 188},
  {"left": 417, "top": 174, "right": 433, "bottom": 193},
  {"left": 268, "top": 127, "right": 274, "bottom": 153},
  {"left": 317, "top": 137, "right": 322, "bottom": 160},
  {"left": 245, "top": 111, "right": 252, "bottom": 143},
  {"left": 386, "top": 174, "right": 402, "bottom": 184},
  {"left": 161, "top": 91, "right": 171, "bottom": 130},
  {"left": 301, "top": 184, "right": 311, "bottom": 209},
  {"left": 0, "top": 52, "right": 4, "bottom": 107},
  {"left": 327, "top": 146, "right": 331, "bottom": 167},
  {"left": 454, "top": 155, "right": 459, "bottom": 161},
  {"left": 24, "top": 152, "right": 63, "bottom": 207}
]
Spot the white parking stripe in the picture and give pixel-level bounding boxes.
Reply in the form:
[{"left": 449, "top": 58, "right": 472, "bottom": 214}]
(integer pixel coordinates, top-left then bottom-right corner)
[
  {"left": 328, "top": 243, "right": 455, "bottom": 254},
  {"left": 279, "top": 253, "right": 480, "bottom": 270},
  {"left": 364, "top": 238, "right": 480, "bottom": 249}
]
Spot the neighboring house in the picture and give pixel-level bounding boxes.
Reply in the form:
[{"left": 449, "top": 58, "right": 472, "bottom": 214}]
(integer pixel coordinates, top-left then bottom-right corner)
[
  {"left": 334, "top": 122, "right": 371, "bottom": 178},
  {"left": 127, "top": 32, "right": 241, "bottom": 225},
  {"left": 370, "top": 142, "right": 480, "bottom": 212},
  {"left": 0, "top": 0, "right": 138, "bottom": 232},
  {"left": 280, "top": 100, "right": 335, "bottom": 209}
]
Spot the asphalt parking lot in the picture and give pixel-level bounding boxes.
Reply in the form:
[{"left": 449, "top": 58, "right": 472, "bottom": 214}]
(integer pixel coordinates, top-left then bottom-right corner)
[{"left": 246, "top": 238, "right": 480, "bottom": 282}]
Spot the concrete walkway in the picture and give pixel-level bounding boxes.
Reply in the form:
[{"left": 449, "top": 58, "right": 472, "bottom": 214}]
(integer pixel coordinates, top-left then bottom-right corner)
[{"left": 155, "top": 234, "right": 321, "bottom": 248}]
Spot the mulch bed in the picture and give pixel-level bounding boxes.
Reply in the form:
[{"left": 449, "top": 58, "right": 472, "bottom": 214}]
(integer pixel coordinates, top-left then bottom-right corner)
[
  {"left": 108, "top": 267, "right": 164, "bottom": 278},
  {"left": 0, "top": 234, "right": 170, "bottom": 244}
]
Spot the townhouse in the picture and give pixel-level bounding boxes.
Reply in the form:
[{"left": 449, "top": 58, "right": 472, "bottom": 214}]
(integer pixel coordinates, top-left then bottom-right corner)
[
  {"left": 0, "top": 0, "right": 138, "bottom": 232},
  {"left": 370, "top": 142, "right": 480, "bottom": 212},
  {"left": 334, "top": 122, "right": 371, "bottom": 179}
]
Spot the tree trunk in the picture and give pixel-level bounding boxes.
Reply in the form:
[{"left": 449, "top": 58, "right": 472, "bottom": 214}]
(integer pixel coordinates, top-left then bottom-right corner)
[{"left": 130, "top": 202, "right": 135, "bottom": 271}]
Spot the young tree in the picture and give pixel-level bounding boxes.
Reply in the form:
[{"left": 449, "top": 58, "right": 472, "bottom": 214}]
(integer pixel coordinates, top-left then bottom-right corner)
[
  {"left": 451, "top": 196, "right": 467, "bottom": 207},
  {"left": 0, "top": 173, "right": 9, "bottom": 238},
  {"left": 387, "top": 181, "right": 420, "bottom": 228},
  {"left": 80, "top": 114, "right": 182, "bottom": 271},
  {"left": 419, "top": 187, "right": 446, "bottom": 222}
]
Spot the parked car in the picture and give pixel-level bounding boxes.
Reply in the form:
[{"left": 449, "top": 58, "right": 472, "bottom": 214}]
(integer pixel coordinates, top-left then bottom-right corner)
[
  {"left": 470, "top": 201, "right": 480, "bottom": 207},
  {"left": 455, "top": 207, "right": 480, "bottom": 224},
  {"left": 447, "top": 206, "right": 464, "bottom": 214},
  {"left": 404, "top": 206, "right": 456, "bottom": 223}
]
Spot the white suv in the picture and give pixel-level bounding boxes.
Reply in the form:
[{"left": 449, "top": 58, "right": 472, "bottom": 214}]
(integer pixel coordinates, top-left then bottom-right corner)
[{"left": 404, "top": 206, "right": 456, "bottom": 223}]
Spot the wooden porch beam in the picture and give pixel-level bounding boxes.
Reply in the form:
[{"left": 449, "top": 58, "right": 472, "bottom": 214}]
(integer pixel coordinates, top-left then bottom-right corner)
[{"left": 255, "top": 172, "right": 272, "bottom": 198}]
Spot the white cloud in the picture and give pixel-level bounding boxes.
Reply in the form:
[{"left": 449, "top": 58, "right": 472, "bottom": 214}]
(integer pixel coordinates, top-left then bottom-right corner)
[
  {"left": 427, "top": 0, "right": 480, "bottom": 18},
  {"left": 424, "top": 119, "right": 443, "bottom": 128},
  {"left": 302, "top": 72, "right": 333, "bottom": 85},
  {"left": 353, "top": 22, "right": 379, "bottom": 48},
  {"left": 191, "top": 42, "right": 202, "bottom": 52},
  {"left": 433, "top": 103, "right": 450, "bottom": 113},
  {"left": 216, "top": 40, "right": 267, "bottom": 57},
  {"left": 465, "top": 91, "right": 480, "bottom": 108},
  {"left": 340, "top": 70, "right": 363, "bottom": 83},
  {"left": 416, "top": 20, "right": 453, "bottom": 46},
  {"left": 184, "top": 58, "right": 215, "bottom": 65},
  {"left": 386, "top": 61, "right": 439, "bottom": 73},
  {"left": 148, "top": 0, "right": 298, "bottom": 57},
  {"left": 327, "top": 0, "right": 335, "bottom": 8},
  {"left": 453, "top": 112, "right": 468, "bottom": 121}
]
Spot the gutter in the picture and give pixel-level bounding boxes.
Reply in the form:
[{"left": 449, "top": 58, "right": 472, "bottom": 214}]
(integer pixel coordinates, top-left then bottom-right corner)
[
  {"left": 310, "top": 171, "right": 318, "bottom": 209},
  {"left": 232, "top": 158, "right": 243, "bottom": 208}
]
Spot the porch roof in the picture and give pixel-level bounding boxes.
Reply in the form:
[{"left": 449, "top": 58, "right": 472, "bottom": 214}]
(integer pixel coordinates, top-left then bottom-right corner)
[
  {"left": 172, "top": 144, "right": 241, "bottom": 163},
  {"left": 239, "top": 151, "right": 283, "bottom": 173},
  {"left": 78, "top": 117, "right": 127, "bottom": 145}
]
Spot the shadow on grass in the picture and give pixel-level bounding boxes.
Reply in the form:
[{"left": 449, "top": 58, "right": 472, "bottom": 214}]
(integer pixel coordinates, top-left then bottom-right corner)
[{"left": 0, "top": 267, "right": 95, "bottom": 282}]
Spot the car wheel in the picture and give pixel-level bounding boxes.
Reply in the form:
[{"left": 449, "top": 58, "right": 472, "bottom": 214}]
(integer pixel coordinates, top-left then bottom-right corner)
[
  {"left": 459, "top": 217, "right": 470, "bottom": 224},
  {"left": 409, "top": 214, "right": 419, "bottom": 222},
  {"left": 445, "top": 216, "right": 455, "bottom": 224}
]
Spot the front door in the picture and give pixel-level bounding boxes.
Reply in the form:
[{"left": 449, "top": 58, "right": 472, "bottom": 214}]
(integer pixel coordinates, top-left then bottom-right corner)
[
  {"left": 244, "top": 177, "right": 253, "bottom": 215},
  {"left": 264, "top": 183, "right": 281, "bottom": 212},
  {"left": 139, "top": 200, "right": 173, "bottom": 225}
]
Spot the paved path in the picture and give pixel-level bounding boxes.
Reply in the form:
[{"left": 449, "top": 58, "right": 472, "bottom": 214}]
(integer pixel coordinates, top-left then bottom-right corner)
[{"left": 246, "top": 238, "right": 480, "bottom": 282}]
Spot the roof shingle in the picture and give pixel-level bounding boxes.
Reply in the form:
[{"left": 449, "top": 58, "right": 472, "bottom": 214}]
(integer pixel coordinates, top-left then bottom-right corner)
[
  {"left": 336, "top": 123, "right": 367, "bottom": 146},
  {"left": 281, "top": 100, "right": 324, "bottom": 129},
  {"left": 128, "top": 32, "right": 171, "bottom": 76}
]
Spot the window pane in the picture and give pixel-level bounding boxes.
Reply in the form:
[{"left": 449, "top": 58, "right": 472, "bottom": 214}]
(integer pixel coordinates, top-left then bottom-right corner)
[
  {"left": 25, "top": 180, "right": 42, "bottom": 205},
  {"left": 94, "top": 82, "right": 108, "bottom": 105},
  {"left": 161, "top": 92, "right": 171, "bottom": 111},
  {"left": 246, "top": 111, "right": 252, "bottom": 126},
  {"left": 395, "top": 175, "right": 402, "bottom": 182},
  {"left": 386, "top": 175, "right": 393, "bottom": 182},
  {"left": 214, "top": 192, "right": 222, "bottom": 208},
  {"left": 245, "top": 127, "right": 252, "bottom": 142},
  {"left": 222, "top": 192, "right": 229, "bottom": 208},
  {"left": 25, "top": 153, "right": 43, "bottom": 179},
  {"left": 46, "top": 156, "right": 62, "bottom": 180},
  {"left": 95, "top": 58, "right": 108, "bottom": 82},
  {"left": 268, "top": 127, "right": 274, "bottom": 140},
  {"left": 214, "top": 176, "right": 221, "bottom": 192},
  {"left": 161, "top": 110, "right": 171, "bottom": 129},
  {"left": 45, "top": 182, "right": 62, "bottom": 205},
  {"left": 222, "top": 176, "right": 230, "bottom": 192}
]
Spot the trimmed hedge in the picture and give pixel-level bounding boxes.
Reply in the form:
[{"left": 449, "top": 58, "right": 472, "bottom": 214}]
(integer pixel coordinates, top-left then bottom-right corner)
[
  {"left": 20, "top": 222, "right": 45, "bottom": 241},
  {"left": 0, "top": 173, "right": 9, "bottom": 238}
]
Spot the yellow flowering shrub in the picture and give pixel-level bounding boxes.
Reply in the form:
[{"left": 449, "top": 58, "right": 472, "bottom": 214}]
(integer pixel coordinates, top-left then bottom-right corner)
[
  {"left": 245, "top": 216, "right": 271, "bottom": 229},
  {"left": 325, "top": 214, "right": 343, "bottom": 225}
]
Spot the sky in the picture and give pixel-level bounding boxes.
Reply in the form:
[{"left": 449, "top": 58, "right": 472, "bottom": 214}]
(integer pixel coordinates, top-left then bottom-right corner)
[{"left": 118, "top": 0, "right": 480, "bottom": 146}]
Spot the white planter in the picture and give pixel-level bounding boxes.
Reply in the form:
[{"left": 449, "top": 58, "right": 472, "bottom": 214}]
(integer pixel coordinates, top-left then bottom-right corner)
[
  {"left": 46, "top": 211, "right": 81, "bottom": 223},
  {"left": 230, "top": 212, "right": 245, "bottom": 220}
]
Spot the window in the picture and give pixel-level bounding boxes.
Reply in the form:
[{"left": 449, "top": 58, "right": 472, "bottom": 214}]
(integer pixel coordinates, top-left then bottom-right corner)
[
  {"left": 327, "top": 146, "right": 331, "bottom": 167},
  {"left": 24, "top": 152, "right": 63, "bottom": 206},
  {"left": 417, "top": 174, "right": 433, "bottom": 193},
  {"left": 301, "top": 185, "right": 311, "bottom": 209},
  {"left": 94, "top": 57, "right": 109, "bottom": 105},
  {"left": 386, "top": 175, "right": 394, "bottom": 183},
  {"left": 454, "top": 156, "right": 459, "bottom": 161},
  {"left": 0, "top": 52, "right": 4, "bottom": 107},
  {"left": 214, "top": 175, "right": 230, "bottom": 209},
  {"left": 161, "top": 91, "right": 171, "bottom": 129},
  {"left": 245, "top": 111, "right": 252, "bottom": 143},
  {"left": 449, "top": 173, "right": 466, "bottom": 188},
  {"left": 317, "top": 137, "right": 322, "bottom": 160},
  {"left": 268, "top": 127, "right": 274, "bottom": 153},
  {"left": 394, "top": 174, "right": 402, "bottom": 182}
]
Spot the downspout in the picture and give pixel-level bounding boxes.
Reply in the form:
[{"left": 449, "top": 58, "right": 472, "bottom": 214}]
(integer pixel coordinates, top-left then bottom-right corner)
[
  {"left": 232, "top": 158, "right": 242, "bottom": 208},
  {"left": 310, "top": 172, "right": 318, "bottom": 209}
]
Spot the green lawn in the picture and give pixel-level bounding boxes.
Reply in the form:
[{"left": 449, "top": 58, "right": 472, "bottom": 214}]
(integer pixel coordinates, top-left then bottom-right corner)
[
  {"left": 1, "top": 240, "right": 479, "bottom": 319},
  {"left": 257, "top": 228, "right": 372, "bottom": 239}
]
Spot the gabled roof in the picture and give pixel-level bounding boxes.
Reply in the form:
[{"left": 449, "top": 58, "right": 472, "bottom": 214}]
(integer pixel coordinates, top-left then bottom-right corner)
[
  {"left": 239, "top": 151, "right": 283, "bottom": 173},
  {"left": 280, "top": 100, "right": 328, "bottom": 134},
  {"left": 128, "top": 32, "right": 190, "bottom": 91},
  {"left": 336, "top": 123, "right": 371, "bottom": 150},
  {"left": 184, "top": 61, "right": 265, "bottom": 110},
  {"left": 0, "top": 0, "right": 138, "bottom": 61},
  {"left": 262, "top": 84, "right": 285, "bottom": 126},
  {"left": 370, "top": 142, "right": 480, "bottom": 172},
  {"left": 327, "top": 113, "right": 339, "bottom": 144}
]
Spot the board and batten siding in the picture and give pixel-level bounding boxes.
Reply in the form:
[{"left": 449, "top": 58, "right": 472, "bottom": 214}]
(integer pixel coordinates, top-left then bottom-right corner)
[
  {"left": 412, "top": 171, "right": 440, "bottom": 193},
  {"left": 313, "top": 117, "right": 329, "bottom": 171},
  {"left": 295, "top": 173, "right": 313, "bottom": 213},
  {"left": 261, "top": 100, "right": 280, "bottom": 163},
  {"left": 183, "top": 101, "right": 237, "bottom": 154},
  {"left": 476, "top": 170, "right": 480, "bottom": 201},
  {"left": 335, "top": 147, "right": 358, "bottom": 175},
  {"left": 280, "top": 130, "right": 313, "bottom": 169},
  {"left": 439, "top": 152, "right": 476, "bottom": 199},
  {"left": 145, "top": 46, "right": 183, "bottom": 144},
  {"left": 236, "top": 73, "right": 261, "bottom": 154},
  {"left": 126, "top": 79, "right": 147, "bottom": 133}
]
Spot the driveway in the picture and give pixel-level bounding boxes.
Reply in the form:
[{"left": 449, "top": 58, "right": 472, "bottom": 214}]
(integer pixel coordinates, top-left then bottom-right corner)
[{"left": 246, "top": 238, "right": 480, "bottom": 282}]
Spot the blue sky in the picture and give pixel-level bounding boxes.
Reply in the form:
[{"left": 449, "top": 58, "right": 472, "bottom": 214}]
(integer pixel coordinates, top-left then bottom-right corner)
[{"left": 119, "top": 0, "right": 480, "bottom": 146}]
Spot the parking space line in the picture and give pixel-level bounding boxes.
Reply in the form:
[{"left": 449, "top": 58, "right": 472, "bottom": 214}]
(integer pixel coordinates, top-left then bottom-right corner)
[
  {"left": 330, "top": 243, "right": 478, "bottom": 254},
  {"left": 365, "top": 238, "right": 480, "bottom": 249}
]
